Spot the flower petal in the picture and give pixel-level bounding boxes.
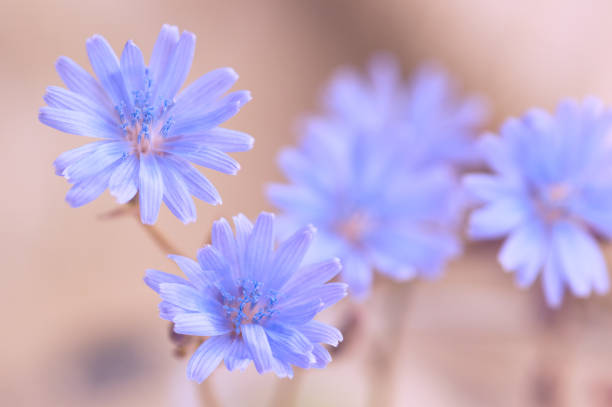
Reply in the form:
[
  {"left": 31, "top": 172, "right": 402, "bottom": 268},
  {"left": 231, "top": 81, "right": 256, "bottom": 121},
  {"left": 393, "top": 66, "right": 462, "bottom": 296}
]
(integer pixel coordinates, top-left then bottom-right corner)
[
  {"left": 144, "top": 269, "right": 188, "bottom": 293},
  {"left": 120, "top": 40, "right": 146, "bottom": 101},
  {"left": 164, "top": 144, "right": 240, "bottom": 175},
  {"left": 186, "top": 335, "right": 232, "bottom": 383},
  {"left": 55, "top": 56, "right": 115, "bottom": 112},
  {"left": 300, "top": 321, "right": 343, "bottom": 346},
  {"left": 173, "top": 312, "right": 232, "bottom": 337},
  {"left": 174, "top": 68, "right": 239, "bottom": 116},
  {"left": 245, "top": 212, "right": 275, "bottom": 281},
  {"left": 241, "top": 324, "right": 274, "bottom": 374},
  {"left": 108, "top": 154, "right": 139, "bottom": 204},
  {"left": 65, "top": 160, "right": 120, "bottom": 207},
  {"left": 39, "top": 107, "right": 122, "bottom": 139},
  {"left": 163, "top": 156, "right": 221, "bottom": 205},
  {"left": 86, "top": 35, "right": 132, "bottom": 110},
  {"left": 153, "top": 31, "right": 195, "bottom": 102},
  {"left": 161, "top": 162, "right": 197, "bottom": 224},
  {"left": 138, "top": 154, "right": 164, "bottom": 224},
  {"left": 149, "top": 24, "right": 179, "bottom": 83},
  {"left": 268, "top": 225, "right": 315, "bottom": 289}
]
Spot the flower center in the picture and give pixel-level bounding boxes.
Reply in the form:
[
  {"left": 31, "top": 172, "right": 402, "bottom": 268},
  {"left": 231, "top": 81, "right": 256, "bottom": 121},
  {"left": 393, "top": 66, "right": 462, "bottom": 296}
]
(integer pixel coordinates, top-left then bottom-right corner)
[
  {"left": 535, "top": 182, "right": 572, "bottom": 223},
  {"left": 336, "top": 211, "right": 372, "bottom": 247},
  {"left": 115, "top": 71, "right": 175, "bottom": 156},
  {"left": 221, "top": 280, "right": 278, "bottom": 334}
]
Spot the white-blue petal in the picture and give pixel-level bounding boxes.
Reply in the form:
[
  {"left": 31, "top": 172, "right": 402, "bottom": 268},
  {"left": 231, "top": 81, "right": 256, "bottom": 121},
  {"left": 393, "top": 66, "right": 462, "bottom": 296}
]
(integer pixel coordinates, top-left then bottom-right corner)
[
  {"left": 138, "top": 154, "right": 164, "bottom": 224},
  {"left": 186, "top": 335, "right": 232, "bottom": 383}
]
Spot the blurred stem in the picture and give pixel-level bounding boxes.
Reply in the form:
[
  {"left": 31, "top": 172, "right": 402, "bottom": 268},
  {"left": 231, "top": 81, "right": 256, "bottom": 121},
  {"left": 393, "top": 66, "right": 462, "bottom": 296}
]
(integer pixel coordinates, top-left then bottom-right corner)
[
  {"left": 531, "top": 290, "right": 567, "bottom": 407},
  {"left": 136, "top": 218, "right": 181, "bottom": 255},
  {"left": 270, "top": 371, "right": 304, "bottom": 407},
  {"left": 198, "top": 378, "right": 222, "bottom": 407},
  {"left": 368, "top": 279, "right": 413, "bottom": 407}
]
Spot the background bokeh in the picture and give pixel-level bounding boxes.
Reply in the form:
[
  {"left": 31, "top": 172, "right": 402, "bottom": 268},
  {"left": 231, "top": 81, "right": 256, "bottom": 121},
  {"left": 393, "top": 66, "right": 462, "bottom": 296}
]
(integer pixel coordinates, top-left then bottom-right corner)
[{"left": 2, "top": 0, "right": 612, "bottom": 406}]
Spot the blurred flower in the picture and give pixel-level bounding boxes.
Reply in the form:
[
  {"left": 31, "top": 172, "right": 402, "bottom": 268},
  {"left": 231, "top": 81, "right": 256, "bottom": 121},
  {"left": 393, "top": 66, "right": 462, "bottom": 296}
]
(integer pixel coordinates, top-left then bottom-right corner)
[
  {"left": 268, "top": 55, "right": 471, "bottom": 298},
  {"left": 324, "top": 54, "right": 486, "bottom": 169},
  {"left": 464, "top": 98, "right": 612, "bottom": 307},
  {"left": 40, "top": 24, "right": 252, "bottom": 224},
  {"left": 145, "top": 212, "right": 347, "bottom": 382}
]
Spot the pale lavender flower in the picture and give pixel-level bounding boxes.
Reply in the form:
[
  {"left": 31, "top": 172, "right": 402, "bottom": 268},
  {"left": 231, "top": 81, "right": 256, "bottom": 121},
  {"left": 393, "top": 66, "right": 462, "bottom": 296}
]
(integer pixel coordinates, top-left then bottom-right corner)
[
  {"left": 324, "top": 54, "right": 486, "bottom": 169},
  {"left": 145, "top": 212, "right": 347, "bottom": 382},
  {"left": 40, "top": 24, "right": 252, "bottom": 224},
  {"left": 464, "top": 98, "right": 612, "bottom": 307}
]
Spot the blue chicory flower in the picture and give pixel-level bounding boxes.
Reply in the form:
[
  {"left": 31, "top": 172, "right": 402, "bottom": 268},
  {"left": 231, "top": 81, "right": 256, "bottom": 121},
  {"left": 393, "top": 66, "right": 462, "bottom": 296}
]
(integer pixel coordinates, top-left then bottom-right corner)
[
  {"left": 268, "top": 55, "right": 477, "bottom": 298},
  {"left": 323, "top": 54, "right": 486, "bottom": 169},
  {"left": 145, "top": 212, "right": 347, "bottom": 382},
  {"left": 40, "top": 24, "right": 252, "bottom": 224},
  {"left": 464, "top": 98, "right": 612, "bottom": 307}
]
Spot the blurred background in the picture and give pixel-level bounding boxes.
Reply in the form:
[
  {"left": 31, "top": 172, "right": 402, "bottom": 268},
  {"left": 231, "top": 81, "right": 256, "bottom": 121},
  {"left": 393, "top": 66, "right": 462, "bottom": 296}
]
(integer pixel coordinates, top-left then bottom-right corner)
[{"left": 2, "top": 0, "right": 612, "bottom": 405}]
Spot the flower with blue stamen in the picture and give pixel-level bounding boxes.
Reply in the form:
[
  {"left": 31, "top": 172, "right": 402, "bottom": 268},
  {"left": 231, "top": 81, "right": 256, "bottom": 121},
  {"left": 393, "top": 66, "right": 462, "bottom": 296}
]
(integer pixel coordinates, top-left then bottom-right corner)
[
  {"left": 145, "top": 212, "right": 347, "bottom": 382},
  {"left": 40, "top": 24, "right": 252, "bottom": 224},
  {"left": 464, "top": 98, "right": 612, "bottom": 307}
]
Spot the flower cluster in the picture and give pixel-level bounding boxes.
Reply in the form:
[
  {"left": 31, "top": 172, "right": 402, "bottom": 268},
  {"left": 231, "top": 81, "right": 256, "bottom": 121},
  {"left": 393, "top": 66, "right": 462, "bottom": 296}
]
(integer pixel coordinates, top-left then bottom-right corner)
[
  {"left": 268, "top": 55, "right": 484, "bottom": 297},
  {"left": 40, "top": 24, "right": 252, "bottom": 224},
  {"left": 464, "top": 98, "right": 612, "bottom": 306},
  {"left": 146, "top": 212, "right": 347, "bottom": 382}
]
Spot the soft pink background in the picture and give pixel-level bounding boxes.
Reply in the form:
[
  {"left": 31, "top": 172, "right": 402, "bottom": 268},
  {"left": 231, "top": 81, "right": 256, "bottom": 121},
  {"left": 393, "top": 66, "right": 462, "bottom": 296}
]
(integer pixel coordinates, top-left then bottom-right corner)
[{"left": 2, "top": 1, "right": 612, "bottom": 406}]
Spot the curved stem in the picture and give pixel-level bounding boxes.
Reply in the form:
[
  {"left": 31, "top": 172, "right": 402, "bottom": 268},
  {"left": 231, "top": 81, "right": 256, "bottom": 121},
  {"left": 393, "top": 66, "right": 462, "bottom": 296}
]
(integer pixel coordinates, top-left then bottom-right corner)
[
  {"left": 198, "top": 378, "right": 222, "bottom": 407},
  {"left": 368, "top": 279, "right": 413, "bottom": 407},
  {"left": 270, "top": 371, "right": 304, "bottom": 407}
]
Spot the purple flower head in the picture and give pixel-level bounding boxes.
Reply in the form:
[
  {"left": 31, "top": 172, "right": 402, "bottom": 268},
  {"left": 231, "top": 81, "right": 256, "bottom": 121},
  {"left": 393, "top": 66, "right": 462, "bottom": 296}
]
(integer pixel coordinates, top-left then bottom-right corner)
[
  {"left": 268, "top": 96, "right": 462, "bottom": 298},
  {"left": 324, "top": 54, "right": 486, "bottom": 169},
  {"left": 145, "top": 212, "right": 347, "bottom": 382},
  {"left": 464, "top": 98, "right": 612, "bottom": 307},
  {"left": 40, "top": 24, "right": 253, "bottom": 224}
]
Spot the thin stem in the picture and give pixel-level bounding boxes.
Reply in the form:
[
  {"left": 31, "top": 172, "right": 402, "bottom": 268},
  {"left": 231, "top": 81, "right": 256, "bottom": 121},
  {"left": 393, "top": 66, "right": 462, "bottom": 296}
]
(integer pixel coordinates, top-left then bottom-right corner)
[
  {"left": 368, "top": 279, "right": 413, "bottom": 407},
  {"left": 270, "top": 371, "right": 304, "bottom": 407},
  {"left": 135, "top": 216, "right": 182, "bottom": 255},
  {"left": 198, "top": 378, "right": 222, "bottom": 407}
]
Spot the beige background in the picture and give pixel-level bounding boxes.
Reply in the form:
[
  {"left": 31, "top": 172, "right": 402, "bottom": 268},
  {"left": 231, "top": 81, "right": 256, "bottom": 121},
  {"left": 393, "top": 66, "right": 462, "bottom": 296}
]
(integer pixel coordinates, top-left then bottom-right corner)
[{"left": 2, "top": 0, "right": 612, "bottom": 406}]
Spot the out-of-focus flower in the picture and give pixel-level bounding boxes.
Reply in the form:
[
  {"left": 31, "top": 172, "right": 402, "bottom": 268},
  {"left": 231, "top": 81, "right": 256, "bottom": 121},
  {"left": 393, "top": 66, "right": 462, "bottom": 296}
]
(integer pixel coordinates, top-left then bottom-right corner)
[
  {"left": 324, "top": 54, "right": 486, "bottom": 169},
  {"left": 145, "top": 212, "right": 347, "bottom": 382},
  {"left": 267, "top": 55, "right": 475, "bottom": 298},
  {"left": 464, "top": 98, "right": 612, "bottom": 307},
  {"left": 40, "top": 24, "right": 252, "bottom": 224}
]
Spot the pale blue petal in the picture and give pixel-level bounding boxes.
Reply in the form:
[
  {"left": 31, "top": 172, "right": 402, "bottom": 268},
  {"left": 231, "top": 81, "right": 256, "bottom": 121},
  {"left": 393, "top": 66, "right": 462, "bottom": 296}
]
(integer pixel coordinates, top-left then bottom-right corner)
[
  {"left": 341, "top": 254, "right": 373, "bottom": 299},
  {"left": 168, "top": 254, "right": 211, "bottom": 292},
  {"left": 212, "top": 218, "right": 240, "bottom": 280},
  {"left": 498, "top": 220, "right": 546, "bottom": 278},
  {"left": 542, "top": 253, "right": 564, "bottom": 308},
  {"left": 144, "top": 269, "right": 188, "bottom": 293},
  {"left": 468, "top": 199, "right": 527, "bottom": 239},
  {"left": 187, "top": 335, "right": 232, "bottom": 383},
  {"left": 268, "top": 225, "right": 314, "bottom": 289},
  {"left": 279, "top": 283, "right": 347, "bottom": 311},
  {"left": 196, "top": 245, "right": 236, "bottom": 294},
  {"left": 224, "top": 338, "right": 250, "bottom": 372},
  {"left": 108, "top": 154, "right": 139, "bottom": 204},
  {"left": 63, "top": 141, "right": 129, "bottom": 182},
  {"left": 281, "top": 258, "right": 342, "bottom": 294},
  {"left": 241, "top": 324, "right": 274, "bottom": 374},
  {"left": 173, "top": 68, "right": 239, "bottom": 116},
  {"left": 44, "top": 86, "right": 118, "bottom": 125},
  {"left": 39, "top": 107, "right": 122, "bottom": 139},
  {"left": 162, "top": 144, "right": 240, "bottom": 175},
  {"left": 164, "top": 156, "right": 221, "bottom": 205},
  {"left": 153, "top": 31, "right": 195, "bottom": 102},
  {"left": 120, "top": 40, "right": 146, "bottom": 101},
  {"left": 65, "top": 160, "right": 119, "bottom": 207},
  {"left": 161, "top": 162, "right": 196, "bottom": 224},
  {"left": 138, "top": 154, "right": 164, "bottom": 224},
  {"left": 245, "top": 212, "right": 275, "bottom": 281},
  {"left": 551, "top": 221, "right": 609, "bottom": 297},
  {"left": 275, "top": 299, "right": 323, "bottom": 325},
  {"left": 86, "top": 35, "right": 132, "bottom": 110},
  {"left": 173, "top": 312, "right": 232, "bottom": 337},
  {"left": 166, "top": 128, "right": 254, "bottom": 152},
  {"left": 149, "top": 24, "right": 179, "bottom": 83},
  {"left": 300, "top": 321, "right": 343, "bottom": 346},
  {"left": 53, "top": 140, "right": 113, "bottom": 176},
  {"left": 159, "top": 283, "right": 202, "bottom": 311},
  {"left": 310, "top": 344, "right": 332, "bottom": 368},
  {"left": 54, "top": 56, "right": 115, "bottom": 112},
  {"left": 171, "top": 91, "right": 251, "bottom": 136}
]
